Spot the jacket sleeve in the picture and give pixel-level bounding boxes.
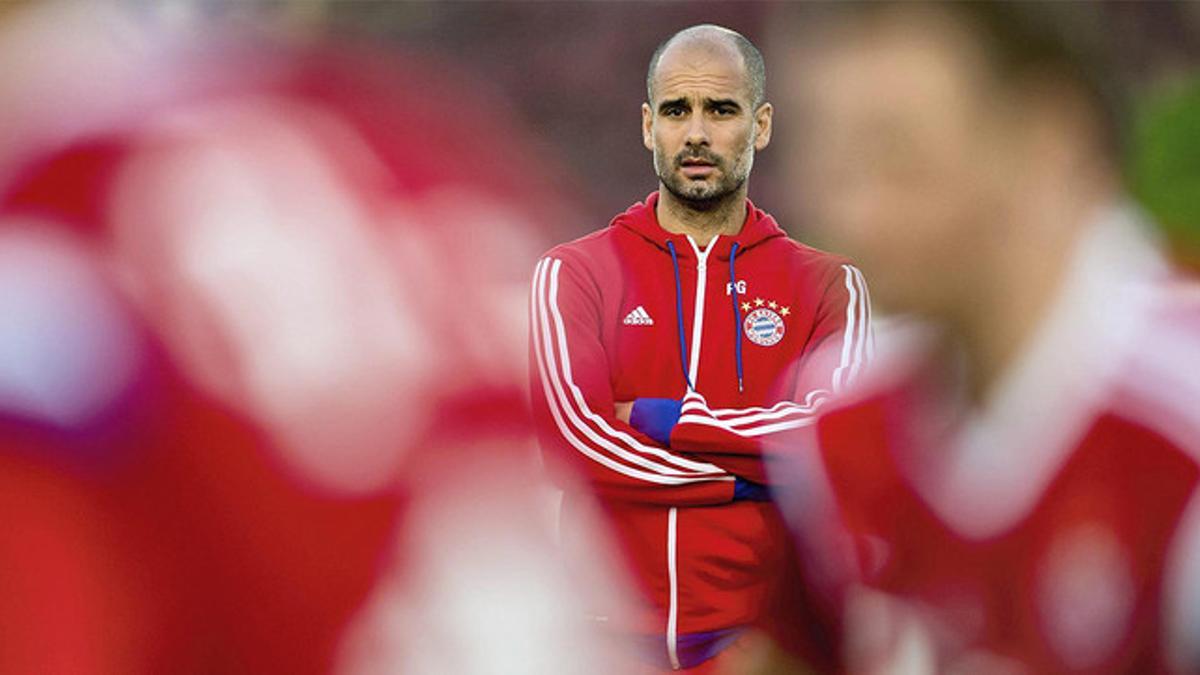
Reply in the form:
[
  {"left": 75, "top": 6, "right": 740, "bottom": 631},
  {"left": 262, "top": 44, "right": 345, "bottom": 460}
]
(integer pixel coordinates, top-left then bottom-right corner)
[
  {"left": 529, "top": 254, "right": 735, "bottom": 506},
  {"left": 666, "top": 263, "right": 873, "bottom": 483}
]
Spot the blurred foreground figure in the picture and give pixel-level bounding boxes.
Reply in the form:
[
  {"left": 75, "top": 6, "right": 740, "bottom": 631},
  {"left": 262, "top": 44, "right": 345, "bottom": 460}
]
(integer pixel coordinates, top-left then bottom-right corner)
[
  {"left": 776, "top": 4, "right": 1200, "bottom": 673},
  {"left": 0, "top": 2, "right": 632, "bottom": 673}
]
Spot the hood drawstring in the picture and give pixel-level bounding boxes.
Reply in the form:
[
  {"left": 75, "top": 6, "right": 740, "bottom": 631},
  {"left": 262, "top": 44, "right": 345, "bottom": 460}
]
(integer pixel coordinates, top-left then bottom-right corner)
[
  {"left": 729, "top": 242, "right": 744, "bottom": 393},
  {"left": 666, "top": 241, "right": 694, "bottom": 390},
  {"left": 667, "top": 239, "right": 746, "bottom": 395}
]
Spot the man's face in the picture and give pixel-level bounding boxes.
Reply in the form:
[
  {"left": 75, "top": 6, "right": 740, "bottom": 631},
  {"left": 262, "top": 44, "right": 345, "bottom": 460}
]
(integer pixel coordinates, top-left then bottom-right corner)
[
  {"left": 643, "top": 41, "right": 772, "bottom": 208},
  {"left": 783, "top": 20, "right": 1013, "bottom": 318}
]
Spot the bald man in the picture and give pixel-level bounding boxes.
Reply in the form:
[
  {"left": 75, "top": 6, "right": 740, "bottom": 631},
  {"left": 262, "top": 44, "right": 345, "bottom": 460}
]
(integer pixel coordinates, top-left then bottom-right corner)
[{"left": 530, "top": 25, "right": 870, "bottom": 673}]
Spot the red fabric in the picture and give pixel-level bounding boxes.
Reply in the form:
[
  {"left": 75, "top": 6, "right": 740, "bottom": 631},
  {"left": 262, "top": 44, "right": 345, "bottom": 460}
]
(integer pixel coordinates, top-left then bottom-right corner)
[
  {"left": 0, "top": 447, "right": 149, "bottom": 675},
  {"left": 814, "top": 365, "right": 1200, "bottom": 673},
  {"left": 530, "top": 191, "right": 865, "bottom": 650},
  {"left": 0, "top": 33, "right": 566, "bottom": 673}
]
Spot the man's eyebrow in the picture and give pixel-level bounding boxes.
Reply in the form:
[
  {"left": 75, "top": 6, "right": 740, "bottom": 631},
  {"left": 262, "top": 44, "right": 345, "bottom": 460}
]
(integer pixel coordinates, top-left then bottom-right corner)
[
  {"left": 658, "top": 97, "right": 690, "bottom": 113},
  {"left": 704, "top": 98, "right": 742, "bottom": 110}
]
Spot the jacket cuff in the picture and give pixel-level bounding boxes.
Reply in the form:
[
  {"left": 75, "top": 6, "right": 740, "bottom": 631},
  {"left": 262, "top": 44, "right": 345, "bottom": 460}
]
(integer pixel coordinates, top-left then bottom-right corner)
[
  {"left": 629, "top": 398, "right": 682, "bottom": 446},
  {"left": 733, "top": 477, "right": 772, "bottom": 502}
]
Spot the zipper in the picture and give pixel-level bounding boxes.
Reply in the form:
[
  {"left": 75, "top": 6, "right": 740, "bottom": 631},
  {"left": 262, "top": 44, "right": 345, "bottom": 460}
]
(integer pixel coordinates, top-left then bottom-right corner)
[
  {"left": 685, "top": 235, "right": 717, "bottom": 385},
  {"left": 667, "top": 235, "right": 719, "bottom": 669},
  {"left": 666, "top": 506, "right": 680, "bottom": 669}
]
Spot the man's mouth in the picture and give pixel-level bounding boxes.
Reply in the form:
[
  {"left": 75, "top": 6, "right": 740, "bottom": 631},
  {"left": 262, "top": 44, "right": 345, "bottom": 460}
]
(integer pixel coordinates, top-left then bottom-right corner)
[{"left": 679, "top": 157, "right": 716, "bottom": 178}]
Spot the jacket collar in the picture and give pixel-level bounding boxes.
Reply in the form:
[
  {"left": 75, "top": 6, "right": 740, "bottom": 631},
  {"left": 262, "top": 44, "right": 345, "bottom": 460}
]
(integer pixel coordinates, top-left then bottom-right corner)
[{"left": 611, "top": 191, "right": 785, "bottom": 261}]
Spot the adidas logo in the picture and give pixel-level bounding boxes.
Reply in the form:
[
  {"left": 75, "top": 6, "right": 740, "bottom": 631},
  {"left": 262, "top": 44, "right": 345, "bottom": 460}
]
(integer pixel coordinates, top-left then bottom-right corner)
[{"left": 622, "top": 306, "right": 654, "bottom": 326}]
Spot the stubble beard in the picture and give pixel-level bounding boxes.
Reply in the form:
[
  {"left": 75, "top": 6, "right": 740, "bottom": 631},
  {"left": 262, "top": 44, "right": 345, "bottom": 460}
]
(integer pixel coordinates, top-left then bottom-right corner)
[{"left": 655, "top": 145, "right": 753, "bottom": 212}]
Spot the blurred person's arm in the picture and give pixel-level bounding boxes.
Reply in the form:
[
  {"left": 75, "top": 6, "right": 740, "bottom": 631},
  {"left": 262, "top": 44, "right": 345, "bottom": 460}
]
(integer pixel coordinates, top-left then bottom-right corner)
[
  {"left": 530, "top": 255, "right": 735, "bottom": 506},
  {"left": 1166, "top": 487, "right": 1200, "bottom": 673},
  {"left": 624, "top": 264, "right": 872, "bottom": 485}
]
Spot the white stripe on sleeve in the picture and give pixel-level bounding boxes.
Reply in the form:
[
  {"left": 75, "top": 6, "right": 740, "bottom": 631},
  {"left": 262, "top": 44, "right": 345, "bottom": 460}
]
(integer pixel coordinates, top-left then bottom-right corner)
[
  {"left": 531, "top": 257, "right": 731, "bottom": 483},
  {"left": 673, "top": 264, "right": 873, "bottom": 437}
]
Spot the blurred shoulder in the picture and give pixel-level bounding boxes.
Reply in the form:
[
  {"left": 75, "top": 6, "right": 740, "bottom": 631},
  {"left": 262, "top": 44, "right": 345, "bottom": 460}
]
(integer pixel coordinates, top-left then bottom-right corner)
[{"left": 1109, "top": 277, "right": 1200, "bottom": 461}]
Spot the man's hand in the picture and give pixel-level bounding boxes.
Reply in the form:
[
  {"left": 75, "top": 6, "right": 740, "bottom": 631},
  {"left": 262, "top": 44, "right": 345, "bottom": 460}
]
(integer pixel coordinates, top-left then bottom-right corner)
[{"left": 614, "top": 401, "right": 633, "bottom": 424}]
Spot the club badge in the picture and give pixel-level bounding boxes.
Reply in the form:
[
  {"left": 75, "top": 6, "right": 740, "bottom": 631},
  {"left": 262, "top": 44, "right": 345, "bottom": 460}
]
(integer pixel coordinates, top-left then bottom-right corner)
[{"left": 741, "top": 298, "right": 788, "bottom": 347}]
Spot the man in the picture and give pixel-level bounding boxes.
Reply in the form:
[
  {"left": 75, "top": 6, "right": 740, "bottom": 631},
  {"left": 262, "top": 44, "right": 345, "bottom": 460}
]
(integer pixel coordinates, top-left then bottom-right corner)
[
  {"left": 769, "top": 4, "right": 1200, "bottom": 672},
  {"left": 529, "top": 24, "right": 870, "bottom": 672}
]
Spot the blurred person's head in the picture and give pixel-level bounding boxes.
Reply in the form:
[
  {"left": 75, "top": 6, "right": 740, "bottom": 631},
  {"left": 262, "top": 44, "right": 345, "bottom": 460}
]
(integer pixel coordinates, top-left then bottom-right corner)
[
  {"left": 643, "top": 24, "right": 773, "bottom": 211},
  {"left": 781, "top": 3, "right": 1120, "bottom": 325}
]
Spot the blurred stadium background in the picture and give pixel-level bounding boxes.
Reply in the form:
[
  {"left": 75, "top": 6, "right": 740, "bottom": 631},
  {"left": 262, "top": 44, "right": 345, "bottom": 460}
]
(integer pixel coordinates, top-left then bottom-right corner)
[{"left": 245, "top": 0, "right": 1200, "bottom": 238}]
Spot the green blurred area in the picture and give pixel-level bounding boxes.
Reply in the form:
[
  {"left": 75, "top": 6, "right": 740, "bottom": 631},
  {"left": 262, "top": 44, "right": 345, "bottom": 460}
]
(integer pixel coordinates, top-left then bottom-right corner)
[{"left": 1129, "top": 76, "right": 1200, "bottom": 268}]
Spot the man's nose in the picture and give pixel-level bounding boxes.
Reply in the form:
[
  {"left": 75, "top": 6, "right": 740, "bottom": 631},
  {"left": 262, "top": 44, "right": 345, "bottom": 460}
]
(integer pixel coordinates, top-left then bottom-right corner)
[{"left": 684, "top": 114, "right": 710, "bottom": 147}]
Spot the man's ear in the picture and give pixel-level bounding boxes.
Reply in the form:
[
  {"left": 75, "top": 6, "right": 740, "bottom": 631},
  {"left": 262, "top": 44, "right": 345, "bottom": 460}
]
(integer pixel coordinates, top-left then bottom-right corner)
[
  {"left": 754, "top": 102, "right": 774, "bottom": 151},
  {"left": 642, "top": 102, "right": 655, "bottom": 151}
]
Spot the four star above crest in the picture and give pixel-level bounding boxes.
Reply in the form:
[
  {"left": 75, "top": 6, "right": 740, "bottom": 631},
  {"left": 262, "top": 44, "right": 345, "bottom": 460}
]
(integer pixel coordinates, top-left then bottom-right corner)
[{"left": 745, "top": 297, "right": 791, "bottom": 317}]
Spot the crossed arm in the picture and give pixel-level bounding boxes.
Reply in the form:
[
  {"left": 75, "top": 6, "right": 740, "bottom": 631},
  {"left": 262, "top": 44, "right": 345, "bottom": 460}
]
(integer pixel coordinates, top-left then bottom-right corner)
[
  {"left": 530, "top": 254, "right": 871, "bottom": 505},
  {"left": 618, "top": 263, "right": 873, "bottom": 486}
]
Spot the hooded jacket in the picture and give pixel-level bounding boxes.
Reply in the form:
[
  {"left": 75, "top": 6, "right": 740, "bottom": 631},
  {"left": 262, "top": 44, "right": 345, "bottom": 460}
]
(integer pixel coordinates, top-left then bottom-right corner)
[{"left": 529, "top": 192, "right": 870, "bottom": 669}]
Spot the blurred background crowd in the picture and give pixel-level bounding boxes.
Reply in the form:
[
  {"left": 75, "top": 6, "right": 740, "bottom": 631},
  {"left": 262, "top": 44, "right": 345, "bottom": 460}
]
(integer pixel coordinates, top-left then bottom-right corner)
[{"left": 0, "top": 1, "right": 1197, "bottom": 673}]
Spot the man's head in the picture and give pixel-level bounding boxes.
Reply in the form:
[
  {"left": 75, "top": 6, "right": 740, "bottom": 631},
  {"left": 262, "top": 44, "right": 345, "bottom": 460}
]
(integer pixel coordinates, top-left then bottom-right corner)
[
  {"left": 643, "top": 24, "right": 773, "bottom": 209},
  {"left": 781, "top": 3, "right": 1119, "bottom": 319}
]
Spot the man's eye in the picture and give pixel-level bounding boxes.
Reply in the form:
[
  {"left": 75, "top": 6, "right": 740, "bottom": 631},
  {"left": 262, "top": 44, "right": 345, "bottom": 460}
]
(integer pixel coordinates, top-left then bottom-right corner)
[
  {"left": 664, "top": 108, "right": 685, "bottom": 117},
  {"left": 715, "top": 106, "right": 736, "bottom": 116}
]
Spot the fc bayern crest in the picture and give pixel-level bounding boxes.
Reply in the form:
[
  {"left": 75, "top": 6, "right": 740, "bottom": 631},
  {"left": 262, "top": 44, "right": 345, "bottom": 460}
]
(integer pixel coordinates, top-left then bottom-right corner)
[{"left": 744, "top": 308, "right": 785, "bottom": 346}]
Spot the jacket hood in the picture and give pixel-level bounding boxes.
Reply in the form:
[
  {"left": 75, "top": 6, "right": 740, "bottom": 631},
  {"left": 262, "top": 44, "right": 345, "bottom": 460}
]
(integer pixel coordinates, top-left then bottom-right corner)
[{"left": 611, "top": 191, "right": 786, "bottom": 261}]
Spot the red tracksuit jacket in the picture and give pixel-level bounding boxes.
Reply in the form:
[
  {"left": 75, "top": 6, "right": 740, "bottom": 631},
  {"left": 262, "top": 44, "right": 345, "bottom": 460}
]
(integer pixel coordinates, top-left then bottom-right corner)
[
  {"left": 529, "top": 192, "right": 871, "bottom": 669},
  {"left": 810, "top": 313, "right": 1200, "bottom": 673},
  {"left": 819, "top": 378, "right": 1200, "bottom": 674}
]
